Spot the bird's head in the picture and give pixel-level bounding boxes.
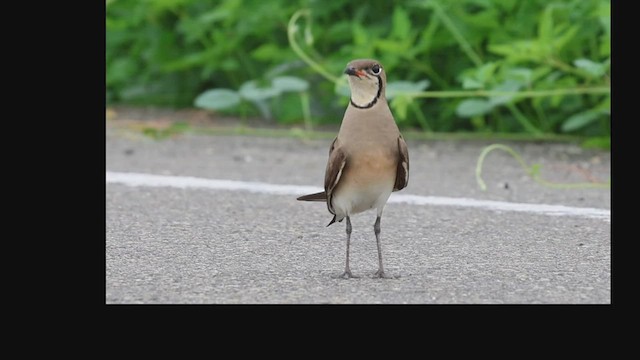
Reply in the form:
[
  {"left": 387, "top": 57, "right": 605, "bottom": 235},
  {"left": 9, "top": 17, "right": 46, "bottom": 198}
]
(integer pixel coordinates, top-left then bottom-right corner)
[{"left": 344, "top": 59, "right": 386, "bottom": 109}]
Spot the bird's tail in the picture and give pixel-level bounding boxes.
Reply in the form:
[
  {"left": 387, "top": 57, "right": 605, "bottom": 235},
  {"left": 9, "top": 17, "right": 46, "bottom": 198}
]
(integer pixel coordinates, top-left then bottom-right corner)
[
  {"left": 326, "top": 214, "right": 344, "bottom": 227},
  {"left": 296, "top": 191, "right": 327, "bottom": 202}
]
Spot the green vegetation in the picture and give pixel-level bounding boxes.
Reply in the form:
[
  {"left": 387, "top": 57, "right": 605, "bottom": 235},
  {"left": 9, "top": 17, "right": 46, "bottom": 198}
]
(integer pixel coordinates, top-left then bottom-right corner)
[
  {"left": 107, "top": 0, "right": 610, "bottom": 148},
  {"left": 141, "top": 121, "right": 191, "bottom": 140},
  {"left": 475, "top": 144, "right": 610, "bottom": 191}
]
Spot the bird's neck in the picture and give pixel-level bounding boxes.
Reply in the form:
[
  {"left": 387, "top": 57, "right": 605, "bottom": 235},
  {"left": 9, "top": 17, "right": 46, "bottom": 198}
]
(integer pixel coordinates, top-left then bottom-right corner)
[
  {"left": 342, "top": 99, "right": 397, "bottom": 135},
  {"left": 349, "top": 78, "right": 383, "bottom": 109},
  {"left": 350, "top": 91, "right": 379, "bottom": 109}
]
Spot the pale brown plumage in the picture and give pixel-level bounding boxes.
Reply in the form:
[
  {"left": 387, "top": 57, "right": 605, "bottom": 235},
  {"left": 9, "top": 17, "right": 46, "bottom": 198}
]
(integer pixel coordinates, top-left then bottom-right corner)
[{"left": 297, "top": 59, "right": 409, "bottom": 278}]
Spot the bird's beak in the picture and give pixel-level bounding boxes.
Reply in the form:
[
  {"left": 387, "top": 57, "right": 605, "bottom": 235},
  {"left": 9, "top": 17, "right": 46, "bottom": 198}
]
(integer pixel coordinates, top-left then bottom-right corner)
[{"left": 344, "top": 67, "right": 366, "bottom": 78}]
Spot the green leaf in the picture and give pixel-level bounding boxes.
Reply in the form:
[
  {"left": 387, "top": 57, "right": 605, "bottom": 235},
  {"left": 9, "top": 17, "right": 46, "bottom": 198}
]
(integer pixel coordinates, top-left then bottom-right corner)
[
  {"left": 386, "top": 80, "right": 430, "bottom": 99},
  {"left": 596, "top": 2, "right": 610, "bottom": 56},
  {"left": 489, "top": 80, "right": 522, "bottom": 106},
  {"left": 462, "top": 6, "right": 499, "bottom": 29},
  {"left": 462, "top": 78, "right": 484, "bottom": 90},
  {"left": 505, "top": 68, "right": 533, "bottom": 86},
  {"left": 456, "top": 99, "right": 494, "bottom": 117},
  {"left": 352, "top": 23, "right": 368, "bottom": 46},
  {"left": 107, "top": 58, "right": 137, "bottom": 85},
  {"left": 538, "top": 5, "right": 554, "bottom": 44},
  {"left": 391, "top": 6, "right": 411, "bottom": 39},
  {"left": 146, "top": 0, "right": 191, "bottom": 12},
  {"left": 488, "top": 43, "right": 517, "bottom": 58},
  {"left": 251, "top": 44, "right": 283, "bottom": 61},
  {"left": 194, "top": 89, "right": 241, "bottom": 110},
  {"left": 390, "top": 96, "right": 411, "bottom": 121},
  {"left": 489, "top": 40, "right": 545, "bottom": 62},
  {"left": 476, "top": 62, "right": 499, "bottom": 84},
  {"left": 561, "top": 110, "right": 601, "bottom": 132},
  {"left": 374, "top": 39, "right": 410, "bottom": 54},
  {"left": 271, "top": 76, "right": 309, "bottom": 92},
  {"left": 596, "top": 1, "right": 611, "bottom": 35},
  {"left": 599, "top": 36, "right": 610, "bottom": 58},
  {"left": 162, "top": 50, "right": 214, "bottom": 72},
  {"left": 595, "top": 95, "right": 611, "bottom": 114},
  {"left": 389, "top": 96, "right": 412, "bottom": 121},
  {"left": 573, "top": 58, "right": 607, "bottom": 77},
  {"left": 494, "top": 0, "right": 517, "bottom": 12},
  {"left": 553, "top": 25, "right": 579, "bottom": 53},
  {"left": 460, "top": 62, "right": 499, "bottom": 89},
  {"left": 238, "top": 80, "right": 281, "bottom": 101}
]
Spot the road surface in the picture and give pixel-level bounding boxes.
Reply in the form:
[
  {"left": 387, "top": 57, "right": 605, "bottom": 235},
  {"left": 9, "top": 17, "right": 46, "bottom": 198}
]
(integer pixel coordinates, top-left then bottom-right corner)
[{"left": 105, "top": 119, "right": 610, "bottom": 304}]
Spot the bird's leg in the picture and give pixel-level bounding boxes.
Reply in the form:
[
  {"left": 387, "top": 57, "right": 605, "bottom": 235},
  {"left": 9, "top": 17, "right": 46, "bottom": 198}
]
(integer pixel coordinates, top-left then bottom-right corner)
[
  {"left": 339, "top": 216, "right": 358, "bottom": 279},
  {"left": 373, "top": 215, "right": 392, "bottom": 278}
]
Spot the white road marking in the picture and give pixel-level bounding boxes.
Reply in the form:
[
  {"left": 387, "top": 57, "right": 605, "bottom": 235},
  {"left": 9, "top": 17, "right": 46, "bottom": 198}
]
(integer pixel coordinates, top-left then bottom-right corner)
[{"left": 106, "top": 171, "right": 610, "bottom": 222}]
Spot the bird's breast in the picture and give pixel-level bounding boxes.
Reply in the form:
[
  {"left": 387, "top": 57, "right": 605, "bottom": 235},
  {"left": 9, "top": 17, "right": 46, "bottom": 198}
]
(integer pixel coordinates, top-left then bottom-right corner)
[{"left": 330, "top": 148, "right": 396, "bottom": 216}]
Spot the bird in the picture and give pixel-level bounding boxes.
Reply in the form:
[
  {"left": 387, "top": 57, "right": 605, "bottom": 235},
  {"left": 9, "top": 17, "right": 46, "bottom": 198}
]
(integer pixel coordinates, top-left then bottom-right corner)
[{"left": 297, "top": 59, "right": 409, "bottom": 279}]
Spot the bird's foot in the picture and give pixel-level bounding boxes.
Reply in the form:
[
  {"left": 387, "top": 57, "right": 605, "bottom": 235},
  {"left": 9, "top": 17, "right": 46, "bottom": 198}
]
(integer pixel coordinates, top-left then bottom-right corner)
[
  {"left": 336, "top": 270, "right": 359, "bottom": 279},
  {"left": 373, "top": 269, "right": 395, "bottom": 279}
]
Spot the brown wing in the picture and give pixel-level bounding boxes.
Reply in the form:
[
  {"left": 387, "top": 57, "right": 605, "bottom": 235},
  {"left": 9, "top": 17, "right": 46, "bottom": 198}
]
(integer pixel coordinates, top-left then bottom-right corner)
[
  {"left": 324, "top": 137, "right": 347, "bottom": 215},
  {"left": 297, "top": 138, "right": 339, "bottom": 202},
  {"left": 393, "top": 134, "right": 409, "bottom": 191}
]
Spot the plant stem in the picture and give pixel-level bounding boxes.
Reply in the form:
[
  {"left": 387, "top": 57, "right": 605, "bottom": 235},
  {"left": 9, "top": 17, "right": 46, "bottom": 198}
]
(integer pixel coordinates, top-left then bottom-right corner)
[
  {"left": 403, "top": 86, "right": 610, "bottom": 99},
  {"left": 287, "top": 9, "right": 339, "bottom": 84},
  {"left": 532, "top": 100, "right": 549, "bottom": 132},
  {"left": 409, "top": 101, "right": 431, "bottom": 131},
  {"left": 416, "top": 61, "right": 449, "bottom": 90},
  {"left": 476, "top": 144, "right": 610, "bottom": 191},
  {"left": 429, "top": 0, "right": 484, "bottom": 68},
  {"left": 545, "top": 57, "right": 594, "bottom": 81},
  {"left": 506, "top": 103, "right": 541, "bottom": 135}
]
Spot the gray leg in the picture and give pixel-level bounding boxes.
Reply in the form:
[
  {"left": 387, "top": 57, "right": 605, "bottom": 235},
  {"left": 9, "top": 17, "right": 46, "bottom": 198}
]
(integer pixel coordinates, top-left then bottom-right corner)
[
  {"left": 373, "top": 215, "right": 391, "bottom": 278},
  {"left": 340, "top": 216, "right": 358, "bottom": 279}
]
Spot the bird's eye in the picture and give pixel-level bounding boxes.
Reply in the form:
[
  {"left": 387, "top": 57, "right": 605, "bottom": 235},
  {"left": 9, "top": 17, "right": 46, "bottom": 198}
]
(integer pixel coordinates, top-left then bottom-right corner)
[{"left": 371, "top": 64, "right": 381, "bottom": 75}]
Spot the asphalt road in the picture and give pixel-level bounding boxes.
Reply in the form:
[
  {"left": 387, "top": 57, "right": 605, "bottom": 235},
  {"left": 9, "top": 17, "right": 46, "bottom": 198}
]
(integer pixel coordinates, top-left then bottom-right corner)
[{"left": 105, "top": 121, "right": 610, "bottom": 304}]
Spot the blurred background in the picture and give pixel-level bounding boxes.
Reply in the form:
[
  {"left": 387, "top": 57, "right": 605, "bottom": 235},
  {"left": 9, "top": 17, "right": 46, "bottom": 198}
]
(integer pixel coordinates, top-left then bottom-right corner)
[{"left": 106, "top": 0, "right": 610, "bottom": 148}]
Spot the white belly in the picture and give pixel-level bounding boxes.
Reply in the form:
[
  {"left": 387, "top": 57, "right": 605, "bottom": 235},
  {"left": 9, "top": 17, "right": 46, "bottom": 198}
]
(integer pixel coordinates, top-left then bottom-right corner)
[{"left": 331, "top": 177, "right": 394, "bottom": 218}]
